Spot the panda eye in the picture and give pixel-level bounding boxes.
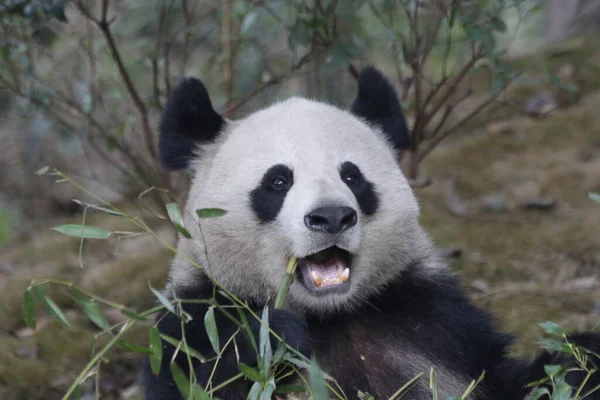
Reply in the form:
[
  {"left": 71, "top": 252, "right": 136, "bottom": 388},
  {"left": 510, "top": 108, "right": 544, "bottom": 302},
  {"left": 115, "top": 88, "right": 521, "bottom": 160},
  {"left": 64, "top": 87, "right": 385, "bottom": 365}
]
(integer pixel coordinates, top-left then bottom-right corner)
[
  {"left": 343, "top": 175, "right": 358, "bottom": 185},
  {"left": 271, "top": 177, "right": 288, "bottom": 190}
]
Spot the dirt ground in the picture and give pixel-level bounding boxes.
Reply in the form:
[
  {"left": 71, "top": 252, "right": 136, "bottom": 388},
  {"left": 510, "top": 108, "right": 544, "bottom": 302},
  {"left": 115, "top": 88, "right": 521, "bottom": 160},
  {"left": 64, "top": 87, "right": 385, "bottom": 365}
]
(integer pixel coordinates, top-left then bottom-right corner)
[{"left": 1, "top": 65, "right": 599, "bottom": 400}]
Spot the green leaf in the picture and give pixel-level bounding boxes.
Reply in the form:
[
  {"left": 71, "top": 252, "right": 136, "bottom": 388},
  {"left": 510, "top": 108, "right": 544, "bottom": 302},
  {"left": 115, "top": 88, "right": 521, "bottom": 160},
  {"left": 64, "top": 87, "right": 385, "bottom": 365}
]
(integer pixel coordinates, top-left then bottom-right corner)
[
  {"left": 120, "top": 308, "right": 147, "bottom": 321},
  {"left": 149, "top": 327, "right": 163, "bottom": 375},
  {"left": 149, "top": 283, "right": 176, "bottom": 314},
  {"left": 275, "top": 384, "right": 307, "bottom": 394},
  {"left": 261, "top": 377, "right": 276, "bottom": 400},
  {"left": 52, "top": 224, "right": 111, "bottom": 239},
  {"left": 118, "top": 340, "right": 154, "bottom": 355},
  {"left": 192, "top": 384, "right": 210, "bottom": 400},
  {"left": 539, "top": 321, "right": 566, "bottom": 337},
  {"left": 283, "top": 354, "right": 312, "bottom": 371},
  {"left": 204, "top": 307, "right": 220, "bottom": 354},
  {"left": 239, "top": 363, "right": 266, "bottom": 383},
  {"left": 166, "top": 203, "right": 191, "bottom": 239},
  {"left": 551, "top": 378, "right": 573, "bottom": 400},
  {"left": 259, "top": 306, "right": 272, "bottom": 375},
  {"left": 170, "top": 362, "right": 191, "bottom": 399},
  {"left": 161, "top": 334, "right": 206, "bottom": 362},
  {"left": 23, "top": 290, "right": 36, "bottom": 329},
  {"left": 69, "top": 288, "right": 109, "bottom": 331},
  {"left": 86, "top": 205, "right": 124, "bottom": 216},
  {"left": 247, "top": 381, "right": 261, "bottom": 400},
  {"left": 588, "top": 192, "right": 600, "bottom": 204},
  {"left": 538, "top": 339, "right": 571, "bottom": 354},
  {"left": 35, "top": 166, "right": 49, "bottom": 175},
  {"left": 309, "top": 356, "right": 328, "bottom": 400},
  {"left": 527, "top": 387, "right": 551, "bottom": 400},
  {"left": 195, "top": 208, "right": 227, "bottom": 219},
  {"left": 44, "top": 297, "right": 71, "bottom": 327},
  {"left": 273, "top": 341, "right": 287, "bottom": 364},
  {"left": 544, "top": 364, "right": 562, "bottom": 378}
]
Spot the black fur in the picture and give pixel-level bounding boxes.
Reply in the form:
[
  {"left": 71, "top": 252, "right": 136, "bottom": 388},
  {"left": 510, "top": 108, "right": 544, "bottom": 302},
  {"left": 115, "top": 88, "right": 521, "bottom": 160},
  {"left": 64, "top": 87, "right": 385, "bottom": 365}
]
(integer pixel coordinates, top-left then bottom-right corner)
[
  {"left": 142, "top": 281, "right": 311, "bottom": 400},
  {"left": 250, "top": 164, "right": 294, "bottom": 223},
  {"left": 339, "top": 161, "right": 379, "bottom": 215},
  {"left": 159, "top": 77, "right": 225, "bottom": 170},
  {"left": 350, "top": 66, "right": 411, "bottom": 149},
  {"left": 142, "top": 263, "right": 599, "bottom": 399}
]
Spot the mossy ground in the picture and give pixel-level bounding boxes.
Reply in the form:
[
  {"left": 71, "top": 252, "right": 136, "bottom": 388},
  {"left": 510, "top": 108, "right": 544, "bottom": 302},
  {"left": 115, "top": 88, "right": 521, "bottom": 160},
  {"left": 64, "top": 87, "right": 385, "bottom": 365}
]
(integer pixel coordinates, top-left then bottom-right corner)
[{"left": 1, "top": 49, "right": 600, "bottom": 399}]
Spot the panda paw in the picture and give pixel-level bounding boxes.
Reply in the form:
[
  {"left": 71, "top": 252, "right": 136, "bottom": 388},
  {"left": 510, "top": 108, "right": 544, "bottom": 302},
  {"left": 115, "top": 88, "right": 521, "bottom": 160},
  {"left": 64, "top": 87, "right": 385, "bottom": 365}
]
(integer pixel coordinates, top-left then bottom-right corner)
[{"left": 266, "top": 309, "right": 312, "bottom": 357}]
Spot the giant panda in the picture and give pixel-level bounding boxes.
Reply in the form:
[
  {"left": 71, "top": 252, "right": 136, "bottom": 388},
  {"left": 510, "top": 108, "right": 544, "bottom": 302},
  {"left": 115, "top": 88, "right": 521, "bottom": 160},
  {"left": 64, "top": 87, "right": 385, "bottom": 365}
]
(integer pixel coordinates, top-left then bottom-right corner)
[{"left": 142, "top": 66, "right": 600, "bottom": 399}]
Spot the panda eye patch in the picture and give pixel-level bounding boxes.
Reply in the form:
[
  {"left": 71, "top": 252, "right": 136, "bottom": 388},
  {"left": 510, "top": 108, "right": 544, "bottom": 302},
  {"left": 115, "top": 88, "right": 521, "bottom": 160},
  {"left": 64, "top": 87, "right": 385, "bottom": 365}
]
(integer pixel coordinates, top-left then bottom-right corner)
[
  {"left": 250, "top": 164, "right": 294, "bottom": 223},
  {"left": 339, "top": 162, "right": 364, "bottom": 187},
  {"left": 339, "top": 161, "right": 379, "bottom": 216}
]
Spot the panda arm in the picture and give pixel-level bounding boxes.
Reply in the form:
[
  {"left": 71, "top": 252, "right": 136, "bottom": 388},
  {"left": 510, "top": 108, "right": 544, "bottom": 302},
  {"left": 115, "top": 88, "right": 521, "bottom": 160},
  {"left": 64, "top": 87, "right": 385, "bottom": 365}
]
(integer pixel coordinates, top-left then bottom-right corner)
[{"left": 142, "top": 279, "right": 311, "bottom": 400}]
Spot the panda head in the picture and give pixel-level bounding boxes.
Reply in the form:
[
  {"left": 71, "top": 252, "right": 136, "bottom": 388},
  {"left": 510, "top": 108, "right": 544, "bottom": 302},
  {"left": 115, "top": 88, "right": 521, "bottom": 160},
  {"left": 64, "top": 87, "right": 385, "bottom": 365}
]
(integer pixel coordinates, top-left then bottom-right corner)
[{"left": 161, "top": 67, "right": 432, "bottom": 313}]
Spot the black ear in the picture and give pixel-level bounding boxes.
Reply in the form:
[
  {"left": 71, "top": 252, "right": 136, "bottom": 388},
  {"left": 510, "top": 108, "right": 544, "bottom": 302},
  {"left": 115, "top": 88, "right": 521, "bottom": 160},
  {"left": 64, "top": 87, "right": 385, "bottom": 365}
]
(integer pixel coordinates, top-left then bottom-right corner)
[
  {"left": 350, "top": 66, "right": 411, "bottom": 149},
  {"left": 159, "top": 77, "right": 226, "bottom": 170}
]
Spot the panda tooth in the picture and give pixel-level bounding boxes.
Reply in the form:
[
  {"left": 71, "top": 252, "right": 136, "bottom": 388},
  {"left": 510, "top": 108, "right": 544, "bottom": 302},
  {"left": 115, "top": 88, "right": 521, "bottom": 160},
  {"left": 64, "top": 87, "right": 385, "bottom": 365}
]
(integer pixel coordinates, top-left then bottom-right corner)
[
  {"left": 311, "top": 270, "right": 323, "bottom": 287},
  {"left": 339, "top": 268, "right": 350, "bottom": 282}
]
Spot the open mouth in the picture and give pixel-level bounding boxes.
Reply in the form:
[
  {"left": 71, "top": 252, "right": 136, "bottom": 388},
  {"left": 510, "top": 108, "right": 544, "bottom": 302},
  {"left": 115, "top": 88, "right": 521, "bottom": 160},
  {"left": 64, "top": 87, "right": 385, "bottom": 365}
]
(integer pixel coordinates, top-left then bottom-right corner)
[{"left": 297, "top": 246, "right": 352, "bottom": 294}]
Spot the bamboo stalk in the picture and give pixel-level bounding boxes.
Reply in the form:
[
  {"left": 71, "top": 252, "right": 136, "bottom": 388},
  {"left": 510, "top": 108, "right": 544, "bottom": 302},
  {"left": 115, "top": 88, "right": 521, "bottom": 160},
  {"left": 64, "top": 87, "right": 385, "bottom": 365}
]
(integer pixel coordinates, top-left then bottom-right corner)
[{"left": 274, "top": 257, "right": 298, "bottom": 309}]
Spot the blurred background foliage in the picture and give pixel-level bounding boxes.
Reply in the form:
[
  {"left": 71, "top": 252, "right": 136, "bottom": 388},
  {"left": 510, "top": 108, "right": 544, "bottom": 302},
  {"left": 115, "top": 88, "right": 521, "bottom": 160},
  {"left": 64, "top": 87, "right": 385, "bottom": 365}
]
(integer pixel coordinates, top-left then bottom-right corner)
[{"left": 1, "top": 1, "right": 600, "bottom": 399}]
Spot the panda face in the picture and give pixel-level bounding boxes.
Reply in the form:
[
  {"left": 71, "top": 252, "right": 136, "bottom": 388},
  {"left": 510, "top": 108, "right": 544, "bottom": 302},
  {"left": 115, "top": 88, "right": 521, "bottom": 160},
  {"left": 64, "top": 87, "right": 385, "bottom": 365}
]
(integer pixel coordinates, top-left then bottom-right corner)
[{"left": 177, "top": 97, "right": 422, "bottom": 313}]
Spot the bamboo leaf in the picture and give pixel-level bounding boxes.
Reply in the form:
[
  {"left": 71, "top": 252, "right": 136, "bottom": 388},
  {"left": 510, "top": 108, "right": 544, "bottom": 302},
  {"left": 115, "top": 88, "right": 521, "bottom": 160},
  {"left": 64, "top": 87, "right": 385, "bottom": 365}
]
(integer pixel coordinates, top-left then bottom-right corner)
[
  {"left": 149, "top": 327, "right": 163, "bottom": 375},
  {"left": 120, "top": 308, "right": 147, "bottom": 321},
  {"left": 166, "top": 203, "right": 191, "bottom": 239},
  {"left": 52, "top": 224, "right": 111, "bottom": 239},
  {"left": 192, "top": 384, "right": 211, "bottom": 400},
  {"left": 259, "top": 306, "right": 272, "bottom": 375},
  {"left": 261, "top": 377, "right": 276, "bottom": 400},
  {"left": 35, "top": 166, "right": 49, "bottom": 175},
  {"left": 161, "top": 334, "right": 206, "bottom": 362},
  {"left": 309, "top": 356, "right": 328, "bottom": 400},
  {"left": 204, "top": 307, "right": 220, "bottom": 354},
  {"left": 538, "top": 339, "right": 571, "bottom": 354},
  {"left": 539, "top": 321, "right": 566, "bottom": 337},
  {"left": 275, "top": 384, "right": 307, "bottom": 394},
  {"left": 195, "top": 208, "right": 227, "bottom": 218},
  {"left": 149, "top": 283, "right": 175, "bottom": 314},
  {"left": 544, "top": 364, "right": 562, "bottom": 378},
  {"left": 32, "top": 287, "right": 71, "bottom": 328},
  {"left": 239, "top": 363, "right": 266, "bottom": 383},
  {"left": 170, "top": 362, "right": 191, "bottom": 399},
  {"left": 247, "top": 381, "right": 261, "bottom": 400},
  {"left": 69, "top": 287, "right": 109, "bottom": 331},
  {"left": 118, "top": 340, "right": 154, "bottom": 355}
]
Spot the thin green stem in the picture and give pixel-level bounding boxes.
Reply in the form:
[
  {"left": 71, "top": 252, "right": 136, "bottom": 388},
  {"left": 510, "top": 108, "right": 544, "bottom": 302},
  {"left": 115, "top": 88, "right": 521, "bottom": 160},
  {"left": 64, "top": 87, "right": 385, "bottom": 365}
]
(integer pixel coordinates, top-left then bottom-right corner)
[{"left": 274, "top": 257, "right": 298, "bottom": 309}]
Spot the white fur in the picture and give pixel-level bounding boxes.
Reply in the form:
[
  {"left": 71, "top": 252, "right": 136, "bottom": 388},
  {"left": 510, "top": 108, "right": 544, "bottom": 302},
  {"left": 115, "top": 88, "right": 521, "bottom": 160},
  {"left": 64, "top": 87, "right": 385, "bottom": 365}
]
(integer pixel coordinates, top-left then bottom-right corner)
[{"left": 168, "top": 97, "right": 438, "bottom": 313}]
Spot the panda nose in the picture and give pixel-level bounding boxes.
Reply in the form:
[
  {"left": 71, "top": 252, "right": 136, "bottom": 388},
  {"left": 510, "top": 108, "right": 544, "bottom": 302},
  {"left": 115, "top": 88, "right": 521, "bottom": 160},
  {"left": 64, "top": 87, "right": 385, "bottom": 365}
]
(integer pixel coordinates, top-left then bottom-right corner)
[{"left": 304, "top": 206, "right": 357, "bottom": 234}]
